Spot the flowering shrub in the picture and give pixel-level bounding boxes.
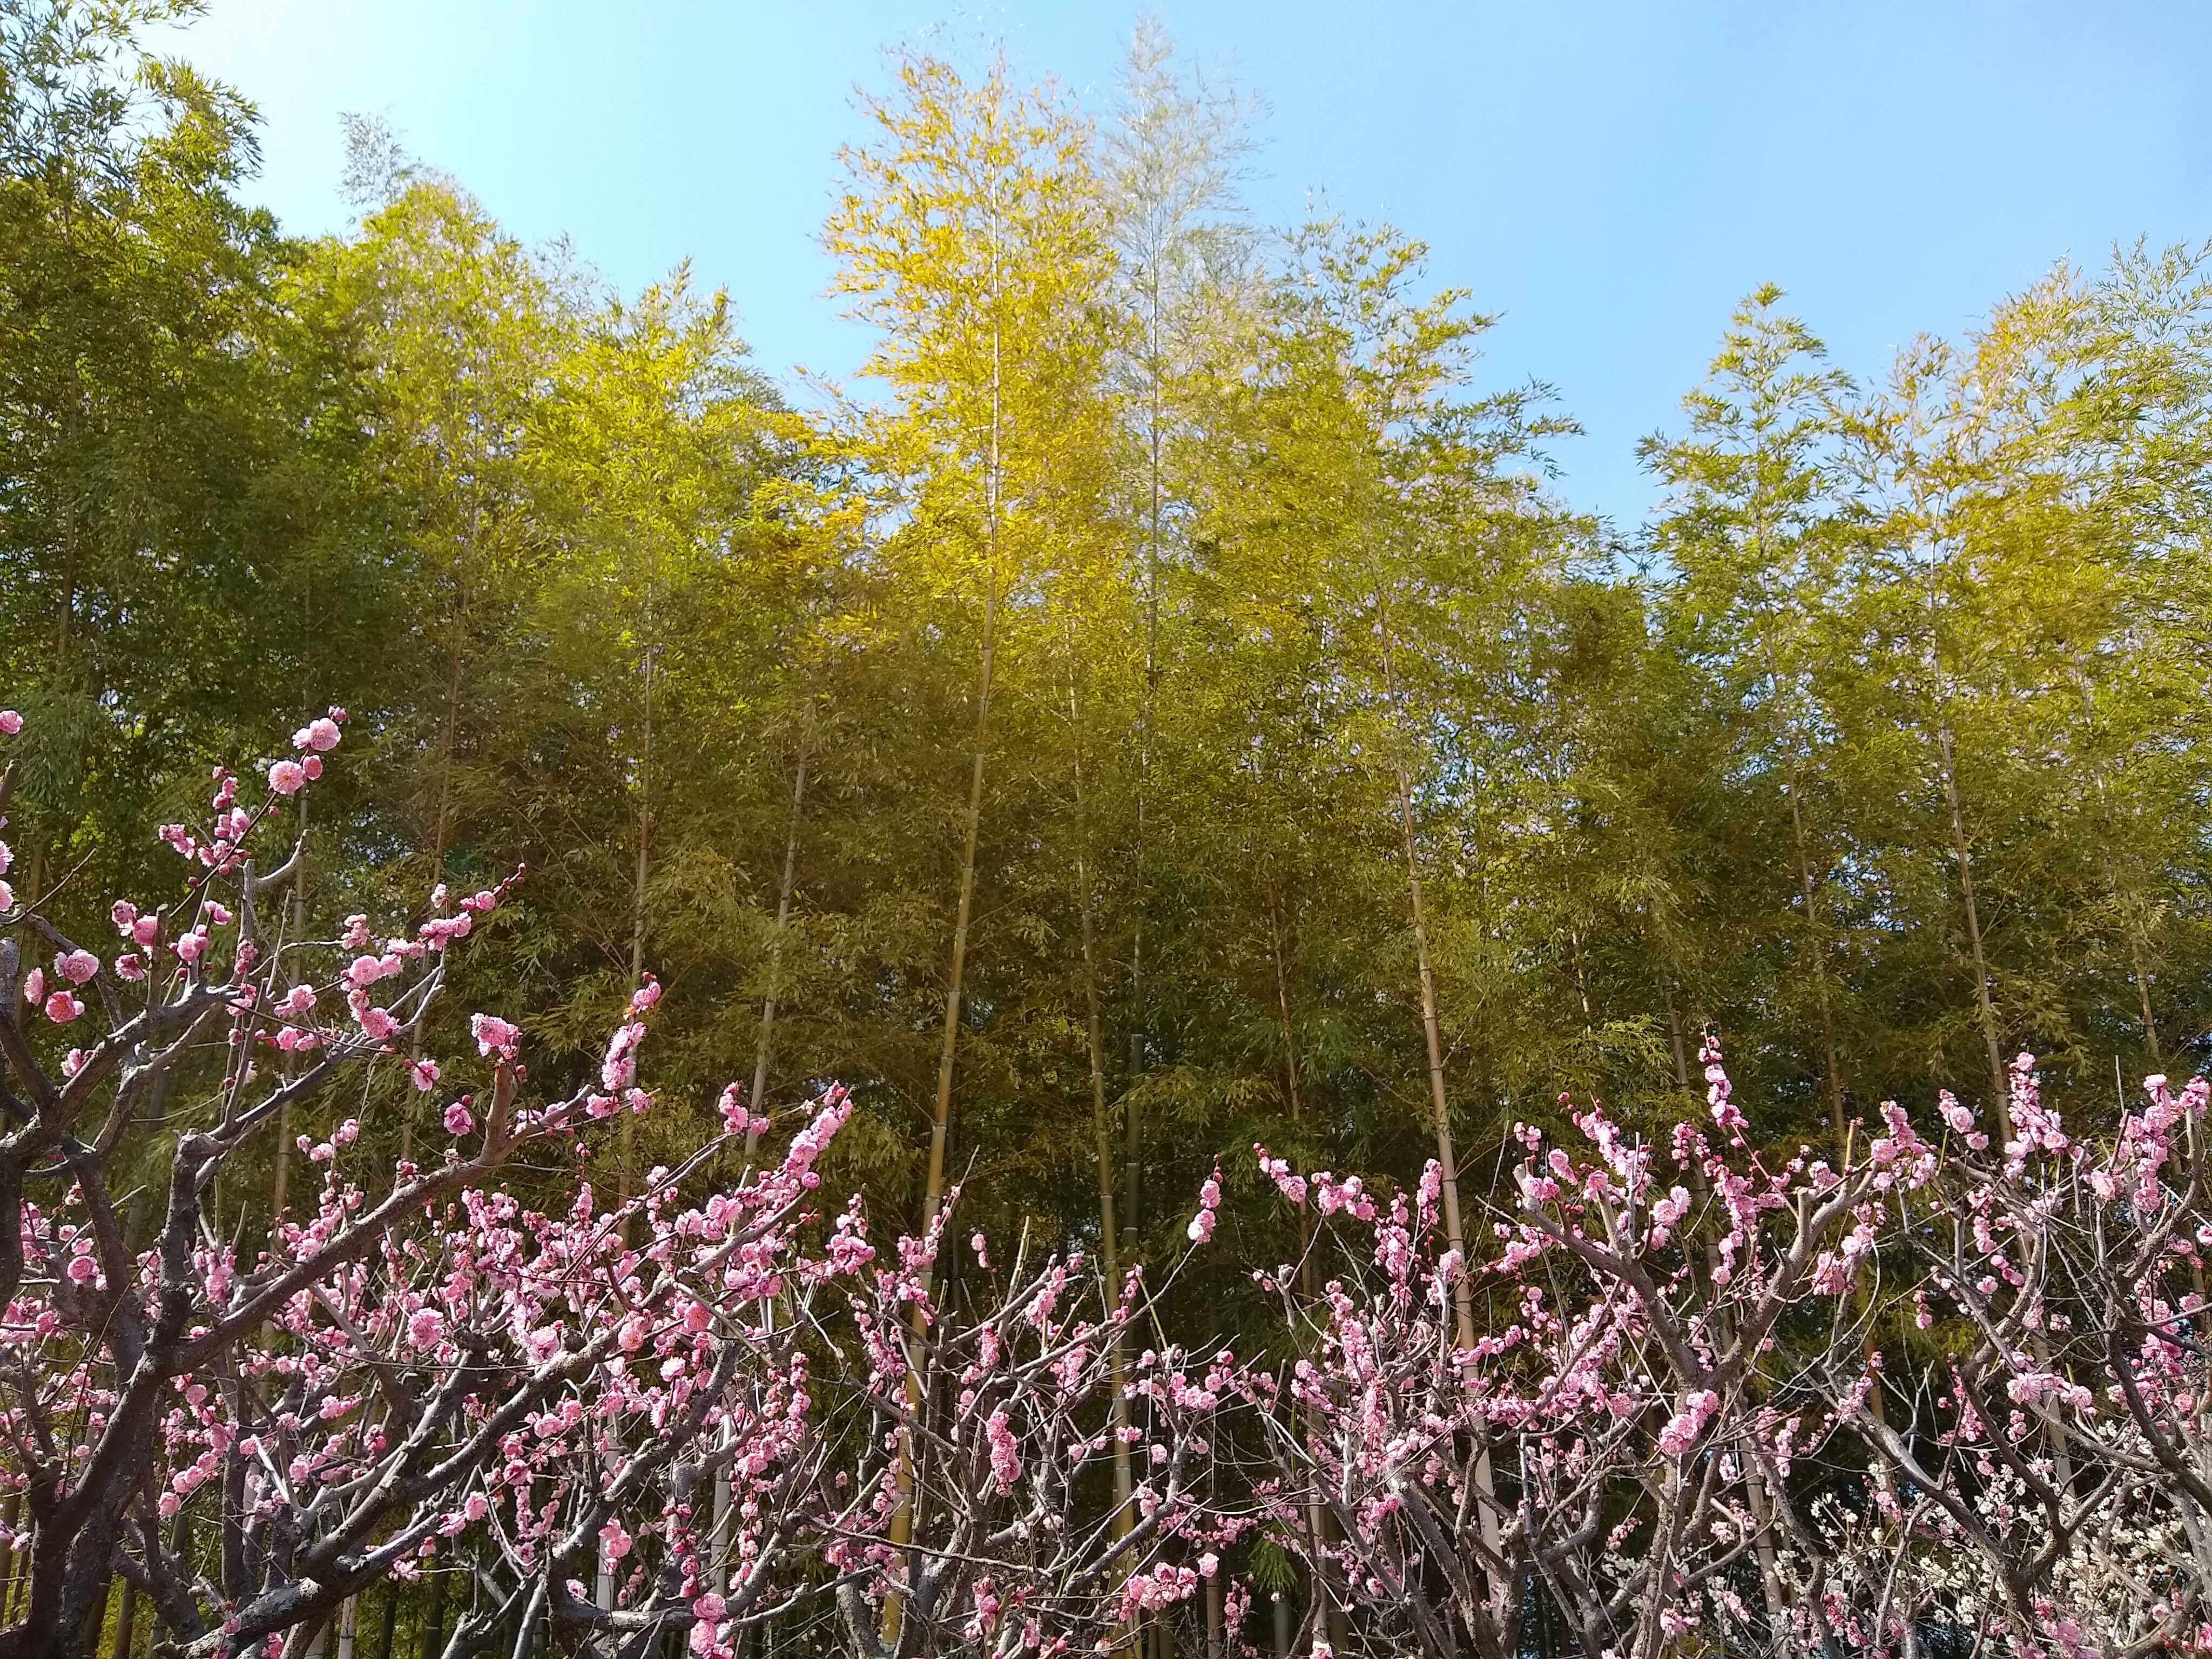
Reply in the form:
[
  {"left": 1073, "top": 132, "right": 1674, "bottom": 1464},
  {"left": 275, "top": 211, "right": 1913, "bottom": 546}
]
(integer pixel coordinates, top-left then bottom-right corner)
[
  {"left": 1833, "top": 1055, "right": 2212, "bottom": 1656},
  {"left": 1224, "top": 1038, "right": 2212, "bottom": 1659},
  {"left": 1, "top": 704, "right": 2207, "bottom": 1659},
  {"left": 0, "top": 711, "right": 1229, "bottom": 1659}
]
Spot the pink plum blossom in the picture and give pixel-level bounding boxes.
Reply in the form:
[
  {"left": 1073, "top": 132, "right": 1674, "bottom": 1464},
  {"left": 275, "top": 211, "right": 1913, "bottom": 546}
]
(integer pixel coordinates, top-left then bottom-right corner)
[{"left": 470, "top": 1013, "right": 520, "bottom": 1058}]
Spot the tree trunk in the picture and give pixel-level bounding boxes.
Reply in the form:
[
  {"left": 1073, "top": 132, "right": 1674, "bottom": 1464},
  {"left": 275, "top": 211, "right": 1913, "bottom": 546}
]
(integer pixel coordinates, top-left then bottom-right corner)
[
  {"left": 1263, "top": 896, "right": 1339, "bottom": 1650},
  {"left": 1936, "top": 724, "right": 2011, "bottom": 1138},
  {"left": 1779, "top": 778, "right": 1849, "bottom": 1156},
  {"left": 1069, "top": 682, "right": 1135, "bottom": 1552},
  {"left": 1664, "top": 981, "right": 1692, "bottom": 1094},
  {"left": 421, "top": 1555, "right": 445, "bottom": 1659},
  {"left": 1742, "top": 547, "right": 1847, "bottom": 1155},
  {"left": 1122, "top": 256, "right": 1169, "bottom": 1258},
  {"left": 621, "top": 633, "right": 656, "bottom": 1204},
  {"left": 404, "top": 616, "right": 469, "bottom": 1177},
  {"left": 882, "top": 577, "right": 996, "bottom": 1644},
  {"left": 711, "top": 1468, "right": 733, "bottom": 1597},
  {"left": 919, "top": 581, "right": 995, "bottom": 1252},
  {"left": 1377, "top": 617, "right": 1473, "bottom": 1345},
  {"left": 268, "top": 788, "right": 312, "bottom": 1239},
  {"left": 2130, "top": 929, "right": 2162, "bottom": 1067},
  {"left": 1376, "top": 609, "right": 1504, "bottom": 1617},
  {"left": 1264, "top": 893, "right": 1317, "bottom": 1298},
  {"left": 743, "top": 734, "right": 810, "bottom": 1166},
  {"left": 1916, "top": 532, "right": 2009, "bottom": 1140},
  {"left": 375, "top": 1580, "right": 399, "bottom": 1659},
  {"left": 887, "top": 258, "right": 1007, "bottom": 1647},
  {"left": 106, "top": 1579, "right": 134, "bottom": 1659}
]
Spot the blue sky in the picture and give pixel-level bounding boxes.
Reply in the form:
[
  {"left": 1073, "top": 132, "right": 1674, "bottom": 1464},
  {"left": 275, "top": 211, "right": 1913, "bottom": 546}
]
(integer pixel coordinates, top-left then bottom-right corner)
[{"left": 159, "top": 1, "right": 2212, "bottom": 529}]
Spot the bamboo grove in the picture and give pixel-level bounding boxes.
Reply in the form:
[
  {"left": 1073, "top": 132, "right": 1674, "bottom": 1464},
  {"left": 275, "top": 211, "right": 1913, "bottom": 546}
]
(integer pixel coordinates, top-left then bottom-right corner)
[{"left": 4, "top": 0, "right": 2211, "bottom": 1377}]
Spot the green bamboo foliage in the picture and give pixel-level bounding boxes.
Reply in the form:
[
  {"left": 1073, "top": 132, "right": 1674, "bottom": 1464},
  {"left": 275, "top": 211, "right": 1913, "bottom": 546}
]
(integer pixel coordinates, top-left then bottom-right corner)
[{"left": 5, "top": 2, "right": 2210, "bottom": 1355}]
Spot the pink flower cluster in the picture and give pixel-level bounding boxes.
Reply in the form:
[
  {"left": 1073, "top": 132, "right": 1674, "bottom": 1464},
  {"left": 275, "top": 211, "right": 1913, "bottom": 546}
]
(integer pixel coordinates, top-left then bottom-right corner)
[{"left": 1187, "top": 1163, "right": 1222, "bottom": 1243}]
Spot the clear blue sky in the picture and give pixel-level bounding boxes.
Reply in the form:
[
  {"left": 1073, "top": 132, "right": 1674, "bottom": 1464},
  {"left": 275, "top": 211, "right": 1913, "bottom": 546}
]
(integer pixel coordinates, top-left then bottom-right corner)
[{"left": 159, "top": 1, "right": 2212, "bottom": 529}]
